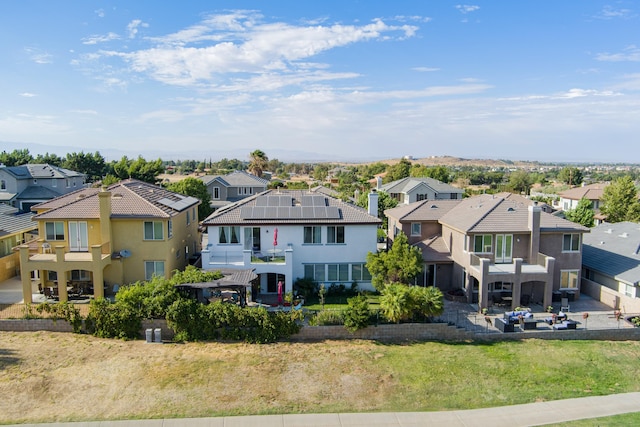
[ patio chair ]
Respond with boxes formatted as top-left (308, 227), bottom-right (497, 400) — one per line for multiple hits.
top-left (561, 297), bottom-right (570, 312)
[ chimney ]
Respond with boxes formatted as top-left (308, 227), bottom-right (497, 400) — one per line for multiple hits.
top-left (376, 176), bottom-right (382, 190)
top-left (98, 189), bottom-right (112, 246)
top-left (528, 201), bottom-right (541, 260)
top-left (368, 189), bottom-right (379, 217)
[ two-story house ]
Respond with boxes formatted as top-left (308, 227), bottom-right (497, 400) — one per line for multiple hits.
top-left (558, 183), bottom-right (609, 224)
top-left (201, 189), bottom-right (381, 297)
top-left (386, 193), bottom-right (589, 310)
top-left (200, 170), bottom-right (269, 210)
top-left (379, 177), bottom-right (463, 205)
top-left (0, 204), bottom-right (38, 281)
top-left (0, 164), bottom-right (86, 212)
top-left (18, 179), bottom-right (200, 303)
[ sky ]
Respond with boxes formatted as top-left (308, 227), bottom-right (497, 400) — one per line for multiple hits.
top-left (1, 1), bottom-right (640, 163)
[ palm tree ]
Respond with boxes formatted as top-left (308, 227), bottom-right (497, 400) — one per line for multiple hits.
top-left (248, 150), bottom-right (268, 178)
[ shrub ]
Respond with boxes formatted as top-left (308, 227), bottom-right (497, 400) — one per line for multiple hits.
top-left (308, 309), bottom-right (344, 326)
top-left (86, 298), bottom-right (141, 339)
top-left (380, 283), bottom-right (412, 323)
top-left (343, 295), bottom-right (371, 332)
top-left (294, 277), bottom-right (317, 300)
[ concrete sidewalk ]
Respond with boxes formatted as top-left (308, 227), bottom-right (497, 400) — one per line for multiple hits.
top-left (7, 392), bottom-right (640, 427)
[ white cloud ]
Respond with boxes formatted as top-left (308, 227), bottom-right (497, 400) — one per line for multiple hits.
top-left (596, 45), bottom-right (640, 62)
top-left (594, 5), bottom-right (635, 20)
top-left (455, 5), bottom-right (480, 14)
top-left (19, 92), bottom-right (37, 97)
top-left (412, 67), bottom-right (440, 72)
top-left (127, 19), bottom-right (148, 39)
top-left (82, 32), bottom-right (120, 45)
top-left (95, 9), bottom-right (105, 18)
top-left (99, 12), bottom-right (418, 88)
top-left (25, 47), bottom-right (52, 64)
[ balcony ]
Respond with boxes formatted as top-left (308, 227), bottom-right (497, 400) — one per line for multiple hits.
top-left (19, 240), bottom-right (112, 270)
top-left (469, 252), bottom-right (554, 282)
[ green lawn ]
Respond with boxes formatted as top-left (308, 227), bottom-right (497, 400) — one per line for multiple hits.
top-left (303, 294), bottom-right (380, 311)
top-left (539, 412), bottom-right (640, 426)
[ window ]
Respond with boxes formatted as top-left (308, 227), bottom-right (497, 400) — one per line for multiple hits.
top-left (33, 179), bottom-right (37, 184)
top-left (328, 264), bottom-right (349, 282)
top-left (1, 179), bottom-right (7, 190)
top-left (239, 187), bottom-right (253, 195)
top-left (417, 194), bottom-right (426, 201)
top-left (351, 263), bottom-right (372, 281)
top-left (45, 221), bottom-right (65, 241)
top-left (186, 210), bottom-right (190, 225)
top-left (145, 261), bottom-right (165, 280)
top-left (192, 207), bottom-right (196, 221)
top-left (304, 264), bottom-right (325, 282)
top-left (70, 270), bottom-right (90, 281)
top-left (219, 226), bottom-right (240, 244)
top-left (48, 271), bottom-right (58, 281)
top-left (450, 193), bottom-right (458, 200)
top-left (623, 284), bottom-right (635, 298)
top-left (144, 221), bottom-right (164, 240)
top-left (411, 223), bottom-right (421, 236)
top-left (473, 234), bottom-right (492, 253)
top-left (303, 226), bottom-right (321, 244)
top-left (51, 179), bottom-right (57, 188)
top-left (167, 220), bottom-right (173, 239)
top-left (327, 226), bottom-right (345, 244)
top-left (560, 270), bottom-right (579, 289)
top-left (213, 187), bottom-right (220, 199)
top-left (66, 178), bottom-right (71, 188)
top-left (563, 234), bottom-right (580, 252)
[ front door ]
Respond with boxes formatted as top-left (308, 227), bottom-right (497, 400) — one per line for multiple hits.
top-left (68, 221), bottom-right (89, 252)
top-left (495, 234), bottom-right (513, 263)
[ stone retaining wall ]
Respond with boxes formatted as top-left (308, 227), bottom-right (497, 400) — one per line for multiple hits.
top-left (1, 318), bottom-right (639, 343)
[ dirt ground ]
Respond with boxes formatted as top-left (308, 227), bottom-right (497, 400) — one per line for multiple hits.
top-left (0, 332), bottom-right (395, 424)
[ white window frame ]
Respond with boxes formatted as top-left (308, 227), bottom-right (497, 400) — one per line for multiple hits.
top-left (411, 222), bottom-right (421, 236)
top-left (145, 261), bottom-right (165, 280)
top-left (327, 226), bottom-right (345, 244)
top-left (45, 221), bottom-right (65, 241)
top-left (303, 226), bottom-right (321, 244)
top-left (304, 264), bottom-right (325, 282)
top-left (218, 226), bottom-right (240, 244)
top-left (327, 263), bottom-right (349, 282)
top-left (473, 234), bottom-right (492, 253)
top-left (351, 263), bottom-right (372, 282)
top-left (213, 187), bottom-right (220, 199)
top-left (562, 233), bottom-right (581, 252)
top-left (168, 219), bottom-right (173, 239)
top-left (143, 221), bottom-right (164, 241)
top-left (560, 270), bottom-right (579, 289)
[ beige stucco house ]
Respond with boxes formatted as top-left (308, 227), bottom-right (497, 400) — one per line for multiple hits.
top-left (18, 179), bottom-right (200, 303)
top-left (386, 193), bottom-right (589, 310)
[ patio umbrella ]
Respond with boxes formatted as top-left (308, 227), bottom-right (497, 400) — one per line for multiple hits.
top-left (277, 280), bottom-right (283, 305)
top-left (273, 227), bottom-right (278, 247)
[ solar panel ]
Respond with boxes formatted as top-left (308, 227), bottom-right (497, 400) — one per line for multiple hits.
top-left (256, 197), bottom-right (269, 207)
top-left (301, 195), bottom-right (326, 207)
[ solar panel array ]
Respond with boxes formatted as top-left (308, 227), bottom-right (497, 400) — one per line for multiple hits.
top-left (157, 196), bottom-right (199, 212)
top-left (240, 194), bottom-right (340, 220)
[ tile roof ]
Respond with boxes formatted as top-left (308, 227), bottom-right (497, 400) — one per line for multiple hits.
top-left (414, 235), bottom-right (452, 263)
top-left (0, 211), bottom-right (36, 236)
top-left (385, 199), bottom-right (462, 222)
top-left (439, 193), bottom-right (589, 234)
top-left (202, 189), bottom-right (381, 226)
top-left (558, 183), bottom-right (609, 201)
top-left (379, 177), bottom-right (463, 196)
top-left (200, 171), bottom-right (269, 187)
top-left (34, 179), bottom-right (199, 220)
top-left (582, 222), bottom-right (640, 285)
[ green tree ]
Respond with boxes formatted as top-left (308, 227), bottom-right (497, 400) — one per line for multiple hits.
top-left (313, 164), bottom-right (329, 182)
top-left (167, 177), bottom-right (213, 221)
top-left (356, 190), bottom-right (398, 230)
top-left (248, 149), bottom-right (268, 178)
top-left (409, 286), bottom-right (444, 319)
top-left (410, 165), bottom-right (451, 183)
top-left (507, 170), bottom-right (532, 195)
top-left (379, 283), bottom-right (412, 323)
top-left (63, 151), bottom-right (107, 182)
top-left (564, 197), bottom-right (594, 228)
top-left (129, 156), bottom-right (164, 184)
top-left (384, 159), bottom-right (411, 183)
top-left (34, 152), bottom-right (64, 166)
top-left (600, 176), bottom-right (640, 223)
top-left (558, 167), bottom-right (584, 186)
top-left (0, 149), bottom-right (33, 166)
top-left (366, 232), bottom-right (423, 292)
top-left (343, 295), bottom-right (371, 332)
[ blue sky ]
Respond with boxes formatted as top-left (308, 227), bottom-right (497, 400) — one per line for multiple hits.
top-left (1, 1), bottom-right (639, 163)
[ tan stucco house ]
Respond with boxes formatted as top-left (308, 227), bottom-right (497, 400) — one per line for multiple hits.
top-left (18, 179), bottom-right (200, 303)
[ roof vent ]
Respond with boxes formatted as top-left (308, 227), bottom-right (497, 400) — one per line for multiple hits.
top-left (113, 193), bottom-right (123, 199)
top-left (430, 204), bottom-right (438, 208)
top-left (605, 228), bottom-right (613, 234)
top-left (619, 232), bottom-right (629, 238)
top-left (77, 194), bottom-right (86, 199)
top-left (507, 207), bottom-right (515, 212)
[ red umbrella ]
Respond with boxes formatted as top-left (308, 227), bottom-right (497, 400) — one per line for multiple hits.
top-left (273, 227), bottom-right (278, 247)
top-left (277, 280), bottom-right (283, 305)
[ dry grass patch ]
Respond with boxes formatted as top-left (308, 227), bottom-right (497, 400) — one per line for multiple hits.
top-left (2, 333), bottom-right (640, 424)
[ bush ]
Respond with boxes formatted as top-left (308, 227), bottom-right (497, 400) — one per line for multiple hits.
top-left (294, 277), bottom-right (317, 300)
top-left (86, 298), bottom-right (141, 339)
top-left (343, 295), bottom-right (371, 332)
top-left (308, 309), bottom-right (344, 326)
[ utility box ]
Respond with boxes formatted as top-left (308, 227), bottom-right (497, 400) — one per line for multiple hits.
top-left (145, 328), bottom-right (153, 343)
top-left (154, 328), bottom-right (162, 343)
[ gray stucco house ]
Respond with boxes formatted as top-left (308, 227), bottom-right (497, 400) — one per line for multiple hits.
top-left (379, 177), bottom-right (463, 205)
top-left (200, 170), bottom-right (270, 210)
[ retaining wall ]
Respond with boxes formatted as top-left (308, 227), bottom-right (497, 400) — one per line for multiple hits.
top-left (1, 318), bottom-right (639, 343)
